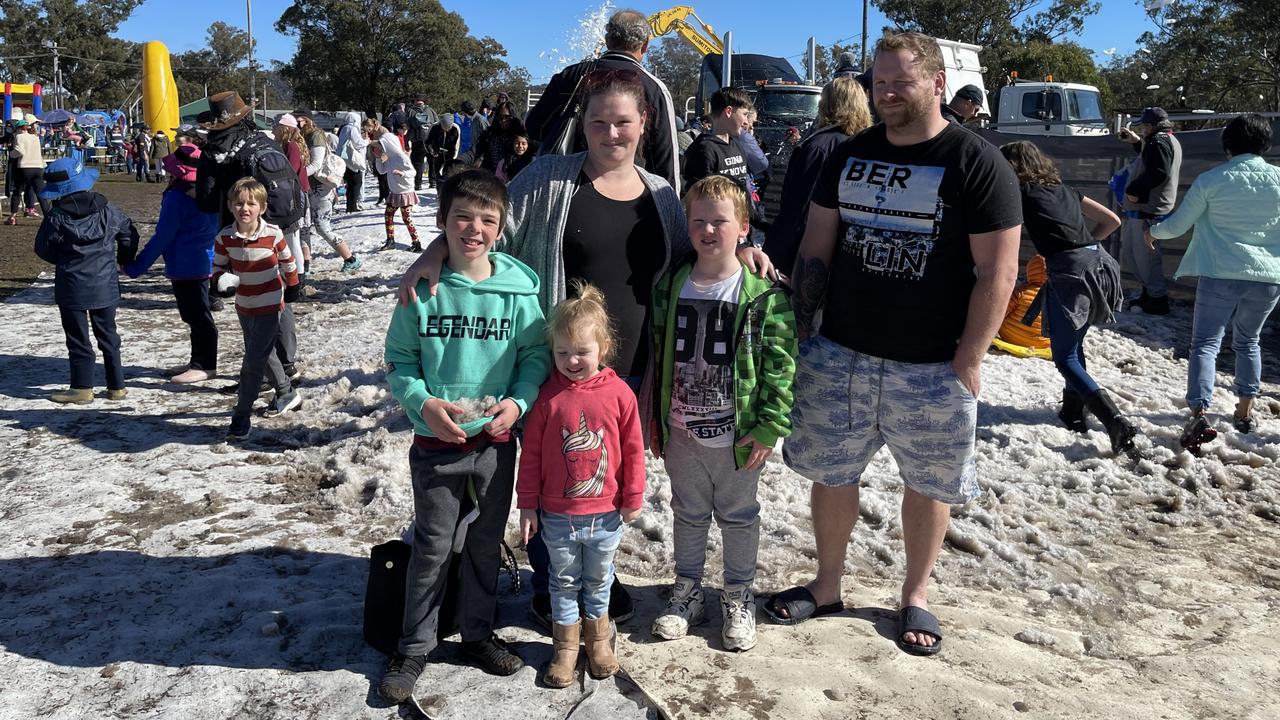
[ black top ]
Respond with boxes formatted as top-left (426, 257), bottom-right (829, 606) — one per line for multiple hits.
top-left (1020, 183), bottom-right (1095, 257)
top-left (811, 123), bottom-right (1022, 363)
top-left (763, 124), bottom-right (853, 273)
top-left (682, 132), bottom-right (750, 191)
top-left (562, 173), bottom-right (665, 378)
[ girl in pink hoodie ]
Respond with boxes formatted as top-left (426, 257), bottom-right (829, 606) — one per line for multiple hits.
top-left (517, 281), bottom-right (644, 688)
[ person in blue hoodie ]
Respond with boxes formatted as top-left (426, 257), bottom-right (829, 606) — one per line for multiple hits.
top-left (34, 156), bottom-right (140, 404)
top-left (380, 169), bottom-right (549, 703)
top-left (125, 144), bottom-right (222, 384)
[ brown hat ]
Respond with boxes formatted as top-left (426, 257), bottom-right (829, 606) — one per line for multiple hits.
top-left (201, 91), bottom-right (255, 131)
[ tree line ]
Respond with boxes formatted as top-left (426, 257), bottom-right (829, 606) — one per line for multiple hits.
top-left (1, 0), bottom-right (1274, 119)
top-left (0, 0), bottom-right (532, 116)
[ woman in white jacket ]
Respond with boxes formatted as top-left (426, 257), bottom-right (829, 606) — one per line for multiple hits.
top-left (365, 118), bottom-right (420, 252)
top-left (336, 111), bottom-right (369, 213)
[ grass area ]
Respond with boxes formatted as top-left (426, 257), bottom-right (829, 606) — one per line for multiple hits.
top-left (0, 171), bottom-right (164, 301)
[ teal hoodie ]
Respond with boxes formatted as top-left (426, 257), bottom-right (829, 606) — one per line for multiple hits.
top-left (384, 251), bottom-right (550, 438)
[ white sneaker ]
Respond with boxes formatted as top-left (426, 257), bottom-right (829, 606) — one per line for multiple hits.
top-left (651, 577), bottom-right (705, 640)
top-left (720, 585), bottom-right (757, 652)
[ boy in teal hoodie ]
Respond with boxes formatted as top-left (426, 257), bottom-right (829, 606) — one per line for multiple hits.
top-left (380, 170), bottom-right (549, 703)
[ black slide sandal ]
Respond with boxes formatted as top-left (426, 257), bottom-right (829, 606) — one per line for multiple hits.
top-left (896, 605), bottom-right (943, 656)
top-left (763, 586), bottom-right (845, 626)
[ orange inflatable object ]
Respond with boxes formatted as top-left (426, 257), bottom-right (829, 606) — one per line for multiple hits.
top-left (996, 255), bottom-right (1052, 355)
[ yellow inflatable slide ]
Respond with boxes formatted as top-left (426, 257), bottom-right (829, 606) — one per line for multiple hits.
top-left (142, 41), bottom-right (179, 141)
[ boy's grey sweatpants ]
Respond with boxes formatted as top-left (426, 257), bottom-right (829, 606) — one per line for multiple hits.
top-left (234, 312), bottom-right (289, 418)
top-left (400, 439), bottom-right (517, 656)
top-left (663, 430), bottom-right (761, 588)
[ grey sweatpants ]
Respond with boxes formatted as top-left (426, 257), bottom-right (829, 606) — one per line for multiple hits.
top-left (234, 312), bottom-right (289, 418)
top-left (303, 188), bottom-right (345, 251)
top-left (1120, 217), bottom-right (1168, 298)
top-left (400, 439), bottom-right (517, 656)
top-left (663, 430), bottom-right (762, 588)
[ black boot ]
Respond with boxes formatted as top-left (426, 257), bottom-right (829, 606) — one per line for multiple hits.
top-left (1085, 389), bottom-right (1137, 453)
top-left (1058, 389), bottom-right (1087, 433)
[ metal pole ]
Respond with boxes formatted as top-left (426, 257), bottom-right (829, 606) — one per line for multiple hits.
top-left (246, 0), bottom-right (256, 115)
top-left (52, 43), bottom-right (61, 110)
top-left (860, 0), bottom-right (868, 70)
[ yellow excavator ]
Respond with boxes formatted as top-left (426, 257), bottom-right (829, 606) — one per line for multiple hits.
top-left (648, 6), bottom-right (723, 56)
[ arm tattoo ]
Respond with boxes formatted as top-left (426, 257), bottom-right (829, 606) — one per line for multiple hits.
top-left (791, 256), bottom-right (829, 337)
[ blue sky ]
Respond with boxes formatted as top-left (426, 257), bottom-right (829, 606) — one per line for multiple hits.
top-left (116, 0), bottom-right (1159, 84)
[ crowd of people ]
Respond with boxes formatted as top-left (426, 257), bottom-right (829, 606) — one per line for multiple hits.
top-left (13, 5), bottom-right (1280, 707)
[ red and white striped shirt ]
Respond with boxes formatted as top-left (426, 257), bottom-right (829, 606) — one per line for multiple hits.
top-left (211, 221), bottom-right (298, 315)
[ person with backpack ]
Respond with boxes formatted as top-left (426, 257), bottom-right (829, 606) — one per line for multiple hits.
top-left (295, 111), bottom-right (361, 273)
top-left (197, 92), bottom-right (307, 394)
top-left (407, 100), bottom-right (434, 192)
top-left (195, 91), bottom-right (305, 232)
top-left (425, 114), bottom-right (460, 189)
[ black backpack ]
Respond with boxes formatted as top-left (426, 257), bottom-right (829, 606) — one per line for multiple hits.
top-left (236, 134), bottom-right (304, 228)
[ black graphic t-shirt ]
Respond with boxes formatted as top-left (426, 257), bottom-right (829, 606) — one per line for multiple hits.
top-left (811, 123), bottom-right (1022, 363)
top-left (683, 133), bottom-right (750, 192)
top-left (668, 270), bottom-right (743, 447)
top-left (563, 173), bottom-right (665, 379)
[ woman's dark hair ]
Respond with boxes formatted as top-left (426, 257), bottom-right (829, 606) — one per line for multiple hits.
top-left (1222, 114), bottom-right (1272, 157)
top-left (493, 101), bottom-right (524, 134)
top-left (999, 140), bottom-right (1062, 186)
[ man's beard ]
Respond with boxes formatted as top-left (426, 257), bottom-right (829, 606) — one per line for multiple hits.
top-left (878, 93), bottom-right (936, 131)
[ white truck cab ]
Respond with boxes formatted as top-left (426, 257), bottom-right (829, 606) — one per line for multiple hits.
top-left (992, 80), bottom-right (1109, 136)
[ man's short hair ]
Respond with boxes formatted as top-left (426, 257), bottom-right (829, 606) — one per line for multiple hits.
top-left (684, 175), bottom-right (750, 226)
top-left (1222, 113), bottom-right (1273, 157)
top-left (875, 32), bottom-right (944, 78)
top-left (709, 87), bottom-right (752, 115)
top-left (605, 9), bottom-right (650, 53)
top-left (438, 169), bottom-right (508, 227)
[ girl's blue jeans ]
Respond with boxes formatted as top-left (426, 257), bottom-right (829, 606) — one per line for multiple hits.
top-left (542, 510), bottom-right (623, 625)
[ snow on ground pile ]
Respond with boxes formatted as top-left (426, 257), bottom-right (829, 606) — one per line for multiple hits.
top-left (1, 180), bottom-right (1279, 718)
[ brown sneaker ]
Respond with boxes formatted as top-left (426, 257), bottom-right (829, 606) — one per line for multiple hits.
top-left (50, 388), bottom-right (94, 404)
top-left (106, 388), bottom-right (128, 401)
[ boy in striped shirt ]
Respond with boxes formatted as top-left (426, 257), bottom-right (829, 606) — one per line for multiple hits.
top-left (212, 177), bottom-right (302, 441)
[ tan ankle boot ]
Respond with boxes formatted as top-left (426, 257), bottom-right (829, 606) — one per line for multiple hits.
top-left (544, 622), bottom-right (580, 688)
top-left (582, 615), bottom-right (619, 679)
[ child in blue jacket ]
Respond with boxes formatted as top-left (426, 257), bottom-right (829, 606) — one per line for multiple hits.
top-left (124, 142), bottom-right (222, 384)
top-left (125, 144), bottom-right (222, 383)
top-left (34, 157), bottom-right (139, 403)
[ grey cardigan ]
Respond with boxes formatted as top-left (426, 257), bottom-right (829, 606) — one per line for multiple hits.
top-left (501, 151), bottom-right (690, 436)
top-left (502, 151), bottom-right (689, 312)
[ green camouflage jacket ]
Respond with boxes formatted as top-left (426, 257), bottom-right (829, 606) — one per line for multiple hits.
top-left (652, 253), bottom-right (798, 469)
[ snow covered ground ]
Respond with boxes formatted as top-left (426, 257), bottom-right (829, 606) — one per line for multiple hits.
top-left (2, 180), bottom-right (1279, 720)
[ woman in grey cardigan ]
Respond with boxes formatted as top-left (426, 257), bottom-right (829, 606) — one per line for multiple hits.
top-left (396, 67), bottom-right (774, 630)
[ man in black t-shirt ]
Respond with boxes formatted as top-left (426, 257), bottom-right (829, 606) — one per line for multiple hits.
top-left (769, 33), bottom-right (1022, 656)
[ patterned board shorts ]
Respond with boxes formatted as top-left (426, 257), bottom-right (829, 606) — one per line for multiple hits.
top-left (783, 335), bottom-right (979, 505)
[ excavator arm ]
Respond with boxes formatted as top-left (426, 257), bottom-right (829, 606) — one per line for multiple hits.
top-left (648, 6), bottom-right (724, 56)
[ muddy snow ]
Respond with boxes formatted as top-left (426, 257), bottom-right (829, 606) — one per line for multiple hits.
top-left (2, 181), bottom-right (1279, 720)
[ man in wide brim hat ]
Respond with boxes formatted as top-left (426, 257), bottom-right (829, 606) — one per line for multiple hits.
top-left (200, 91), bottom-right (256, 131)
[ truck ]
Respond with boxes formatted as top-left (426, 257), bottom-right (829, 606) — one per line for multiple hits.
top-left (934, 38), bottom-right (1108, 136)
